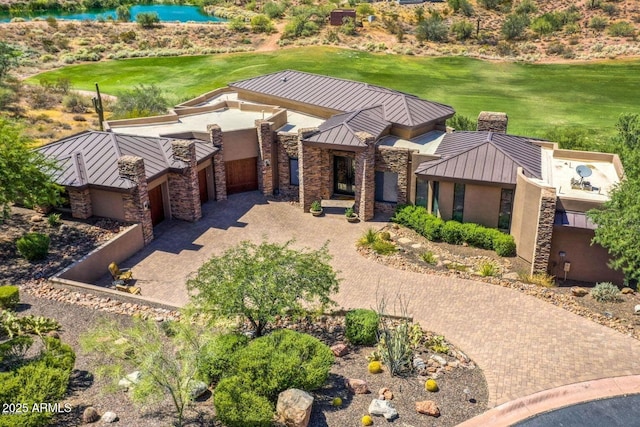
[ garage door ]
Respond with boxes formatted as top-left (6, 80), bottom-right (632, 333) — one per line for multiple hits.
top-left (225, 157), bottom-right (258, 195)
top-left (148, 185), bottom-right (165, 226)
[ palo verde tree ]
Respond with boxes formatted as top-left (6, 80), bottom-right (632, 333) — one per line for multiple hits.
top-left (0, 118), bottom-right (62, 219)
top-left (187, 240), bottom-right (340, 337)
top-left (81, 319), bottom-right (214, 427)
top-left (112, 84), bottom-right (169, 119)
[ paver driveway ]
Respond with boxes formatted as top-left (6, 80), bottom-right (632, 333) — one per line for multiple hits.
top-left (117, 192), bottom-right (640, 408)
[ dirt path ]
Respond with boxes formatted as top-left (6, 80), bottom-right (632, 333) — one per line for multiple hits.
top-left (255, 22), bottom-right (286, 52)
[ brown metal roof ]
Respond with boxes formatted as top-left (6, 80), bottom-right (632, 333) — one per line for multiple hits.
top-left (303, 106), bottom-right (390, 148)
top-left (230, 70), bottom-right (455, 127)
top-left (415, 131), bottom-right (542, 185)
top-left (37, 131), bottom-right (216, 189)
top-left (554, 211), bottom-right (597, 230)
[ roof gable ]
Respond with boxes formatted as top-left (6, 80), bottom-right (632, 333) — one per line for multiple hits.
top-left (303, 106), bottom-right (390, 148)
top-left (230, 70), bottom-right (455, 127)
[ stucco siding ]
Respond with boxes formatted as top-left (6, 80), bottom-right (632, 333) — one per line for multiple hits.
top-left (463, 184), bottom-right (502, 228)
top-left (90, 189), bottom-right (126, 221)
top-left (223, 128), bottom-right (259, 162)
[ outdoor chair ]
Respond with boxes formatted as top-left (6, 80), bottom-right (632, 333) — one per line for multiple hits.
top-left (108, 262), bottom-right (133, 283)
top-left (115, 283), bottom-right (141, 295)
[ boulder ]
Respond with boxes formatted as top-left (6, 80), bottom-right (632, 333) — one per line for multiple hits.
top-left (416, 400), bottom-right (440, 417)
top-left (189, 380), bottom-right (208, 399)
top-left (345, 378), bottom-right (370, 394)
top-left (571, 287), bottom-right (589, 297)
top-left (621, 287), bottom-right (635, 295)
top-left (368, 399), bottom-right (398, 421)
top-left (276, 388), bottom-right (313, 427)
top-left (635, 304), bottom-right (640, 314)
top-left (378, 387), bottom-right (394, 400)
top-left (31, 215), bottom-right (44, 223)
top-left (101, 412), bottom-right (118, 423)
top-left (430, 354), bottom-right (447, 366)
top-left (118, 371), bottom-right (141, 388)
top-left (82, 407), bottom-right (100, 423)
top-left (330, 343), bottom-right (349, 357)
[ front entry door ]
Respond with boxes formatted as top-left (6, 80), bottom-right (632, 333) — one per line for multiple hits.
top-left (334, 156), bottom-right (355, 195)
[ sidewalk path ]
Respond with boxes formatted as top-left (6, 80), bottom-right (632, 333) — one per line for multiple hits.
top-left (112, 192), bottom-right (640, 408)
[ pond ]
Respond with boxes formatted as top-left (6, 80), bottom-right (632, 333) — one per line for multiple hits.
top-left (0, 5), bottom-right (225, 23)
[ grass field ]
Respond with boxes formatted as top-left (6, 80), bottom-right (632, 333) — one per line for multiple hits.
top-left (29, 47), bottom-right (640, 143)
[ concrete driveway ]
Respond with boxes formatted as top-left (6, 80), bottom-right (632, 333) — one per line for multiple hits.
top-left (115, 192), bottom-right (640, 408)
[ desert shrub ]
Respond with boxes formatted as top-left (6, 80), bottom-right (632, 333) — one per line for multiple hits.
top-left (213, 376), bottom-right (274, 427)
top-left (589, 16), bottom-right (608, 31)
top-left (461, 223), bottom-right (493, 249)
top-left (358, 228), bottom-right (379, 247)
top-left (119, 30), bottom-right (137, 43)
top-left (371, 239), bottom-right (397, 255)
top-left (426, 334), bottom-right (449, 353)
top-left (546, 41), bottom-right (568, 55)
top-left (477, 0), bottom-right (502, 10)
top-left (379, 231), bottom-right (391, 241)
top-left (416, 14), bottom-right (448, 43)
top-left (112, 84), bottom-right (169, 119)
top-left (601, 3), bottom-right (618, 16)
top-left (136, 12), bottom-right (160, 28)
top-left (531, 16), bottom-right (554, 37)
top-left (441, 221), bottom-right (464, 245)
top-left (590, 282), bottom-right (621, 302)
top-left (263, 1), bottom-right (286, 19)
top-left (62, 93), bottom-right (90, 114)
top-left (377, 320), bottom-right (412, 376)
top-left (493, 233), bottom-right (516, 257)
top-left (501, 13), bottom-right (529, 40)
top-left (227, 329), bottom-right (333, 401)
top-left (250, 14), bottom-right (273, 33)
top-left (518, 272), bottom-right (555, 287)
top-left (451, 20), bottom-right (474, 40)
top-left (0, 286), bottom-right (19, 310)
top-left (608, 21), bottom-right (635, 37)
top-left (421, 251), bottom-right (437, 265)
top-left (16, 233), bottom-right (50, 261)
top-left (447, 114), bottom-right (475, 131)
top-left (515, 0), bottom-right (537, 15)
top-left (479, 261), bottom-right (498, 277)
top-left (345, 309), bottom-right (379, 345)
top-left (47, 213), bottom-right (61, 227)
top-left (448, 0), bottom-right (473, 16)
top-left (198, 333), bottom-right (248, 384)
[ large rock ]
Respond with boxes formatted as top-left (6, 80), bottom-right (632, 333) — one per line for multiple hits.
top-left (101, 411), bottom-right (118, 423)
top-left (189, 380), bottom-right (208, 399)
top-left (635, 304), bottom-right (640, 314)
top-left (416, 400), bottom-right (440, 417)
top-left (571, 287), bottom-right (589, 297)
top-left (118, 371), bottom-right (141, 389)
top-left (82, 407), bottom-right (100, 423)
top-left (345, 378), bottom-right (370, 394)
top-left (621, 287), bottom-right (635, 295)
top-left (368, 399), bottom-right (398, 421)
top-left (331, 343), bottom-right (349, 357)
top-left (276, 388), bottom-right (313, 427)
top-left (430, 354), bottom-right (447, 366)
top-left (378, 387), bottom-right (393, 400)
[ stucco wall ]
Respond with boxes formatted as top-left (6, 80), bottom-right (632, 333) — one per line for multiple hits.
top-left (90, 189), bottom-right (125, 221)
top-left (57, 224), bottom-right (144, 284)
top-left (549, 227), bottom-right (624, 284)
top-left (463, 184), bottom-right (502, 228)
top-left (511, 171), bottom-right (549, 264)
top-left (236, 89), bottom-right (338, 119)
top-left (437, 181), bottom-right (454, 220)
top-left (222, 128), bottom-right (259, 161)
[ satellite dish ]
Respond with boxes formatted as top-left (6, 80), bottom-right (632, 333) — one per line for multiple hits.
top-left (576, 165), bottom-right (592, 179)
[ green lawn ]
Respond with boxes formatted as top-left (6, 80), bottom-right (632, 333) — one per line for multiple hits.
top-left (30, 47), bottom-right (640, 143)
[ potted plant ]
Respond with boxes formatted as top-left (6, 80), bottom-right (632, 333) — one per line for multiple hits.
top-left (310, 200), bottom-right (323, 216)
top-left (345, 207), bottom-right (358, 223)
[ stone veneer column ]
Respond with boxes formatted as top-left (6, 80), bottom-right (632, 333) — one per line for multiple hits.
top-left (354, 132), bottom-right (376, 221)
top-left (68, 188), bottom-right (92, 219)
top-left (298, 128), bottom-right (321, 212)
top-left (256, 120), bottom-right (274, 196)
top-left (168, 140), bottom-right (201, 222)
top-left (118, 155), bottom-right (153, 245)
top-left (477, 111), bottom-right (508, 134)
top-left (208, 124), bottom-right (227, 201)
top-left (531, 188), bottom-right (557, 274)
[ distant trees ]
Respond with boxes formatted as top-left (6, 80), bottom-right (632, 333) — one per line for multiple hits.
top-left (136, 12), bottom-right (160, 28)
top-left (116, 5), bottom-right (131, 22)
top-left (501, 13), bottom-right (530, 40)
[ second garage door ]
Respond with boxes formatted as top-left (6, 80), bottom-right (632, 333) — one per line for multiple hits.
top-left (225, 157), bottom-right (258, 195)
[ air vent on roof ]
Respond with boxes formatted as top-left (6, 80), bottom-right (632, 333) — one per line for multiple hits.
top-left (281, 77), bottom-right (287, 82)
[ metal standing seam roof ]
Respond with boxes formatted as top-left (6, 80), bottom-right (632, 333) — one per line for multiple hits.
top-left (415, 131), bottom-right (542, 185)
top-left (554, 211), bottom-right (597, 230)
top-left (303, 106), bottom-right (391, 148)
top-left (230, 70), bottom-right (455, 127)
top-left (36, 131), bottom-right (217, 189)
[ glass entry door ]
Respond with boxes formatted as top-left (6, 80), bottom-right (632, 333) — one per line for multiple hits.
top-left (334, 156), bottom-right (355, 195)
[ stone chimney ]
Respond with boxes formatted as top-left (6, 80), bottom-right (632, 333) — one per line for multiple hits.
top-left (256, 120), bottom-right (274, 196)
top-left (118, 155), bottom-right (153, 245)
top-left (207, 124), bottom-right (227, 201)
top-left (168, 140), bottom-right (201, 222)
top-left (477, 111), bottom-right (508, 134)
top-left (354, 131), bottom-right (376, 222)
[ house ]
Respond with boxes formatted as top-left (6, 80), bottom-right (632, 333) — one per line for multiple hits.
top-left (329, 9), bottom-right (356, 26)
top-left (37, 70), bottom-right (624, 283)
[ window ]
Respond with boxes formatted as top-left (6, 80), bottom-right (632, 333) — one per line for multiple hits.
top-left (289, 158), bottom-right (299, 186)
top-left (432, 182), bottom-right (440, 216)
top-left (415, 178), bottom-right (428, 208)
top-left (375, 171), bottom-right (398, 203)
top-left (498, 188), bottom-right (514, 231)
top-left (452, 183), bottom-right (465, 222)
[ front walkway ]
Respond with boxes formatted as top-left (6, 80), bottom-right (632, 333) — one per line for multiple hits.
top-left (114, 192), bottom-right (640, 408)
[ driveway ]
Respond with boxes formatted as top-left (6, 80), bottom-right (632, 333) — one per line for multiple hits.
top-left (114, 192), bottom-right (640, 408)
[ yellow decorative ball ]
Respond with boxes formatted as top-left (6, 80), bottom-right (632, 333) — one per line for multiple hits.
top-left (362, 415), bottom-right (373, 426)
top-left (368, 361), bottom-right (382, 374)
top-left (425, 379), bottom-right (439, 392)
top-left (332, 397), bottom-right (342, 407)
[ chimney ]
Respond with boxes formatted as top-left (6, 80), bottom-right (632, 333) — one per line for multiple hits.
top-left (477, 111), bottom-right (508, 134)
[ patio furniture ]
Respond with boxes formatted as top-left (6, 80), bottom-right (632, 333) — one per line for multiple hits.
top-left (115, 283), bottom-right (141, 295)
top-left (108, 262), bottom-right (133, 283)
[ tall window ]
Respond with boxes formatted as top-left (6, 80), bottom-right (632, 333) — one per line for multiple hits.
top-left (452, 183), bottom-right (465, 222)
top-left (290, 158), bottom-right (299, 186)
top-left (415, 178), bottom-right (428, 208)
top-left (432, 182), bottom-right (440, 216)
top-left (498, 188), bottom-right (514, 231)
top-left (375, 172), bottom-right (398, 203)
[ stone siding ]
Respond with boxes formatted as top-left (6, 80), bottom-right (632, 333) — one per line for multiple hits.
top-left (374, 202), bottom-right (397, 215)
top-left (256, 121), bottom-right (274, 196)
top-left (69, 188), bottom-right (93, 219)
top-left (354, 133), bottom-right (376, 221)
top-left (118, 156), bottom-right (154, 245)
top-left (375, 146), bottom-right (411, 206)
top-left (168, 140), bottom-right (202, 222)
top-left (477, 111), bottom-right (508, 134)
top-left (277, 133), bottom-right (300, 200)
top-left (531, 188), bottom-right (557, 274)
top-left (208, 124), bottom-right (227, 201)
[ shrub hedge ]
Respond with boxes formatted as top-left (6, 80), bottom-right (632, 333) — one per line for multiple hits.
top-left (198, 333), bottom-right (249, 385)
top-left (392, 205), bottom-right (516, 257)
top-left (345, 309), bottom-right (379, 345)
top-left (16, 233), bottom-right (50, 261)
top-left (0, 286), bottom-right (20, 309)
